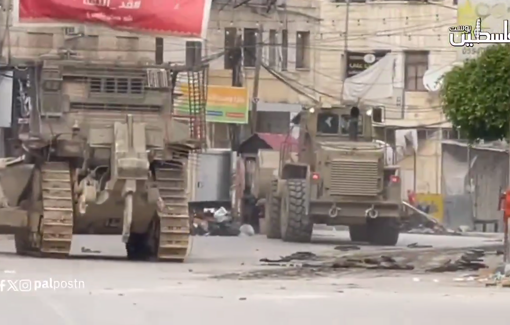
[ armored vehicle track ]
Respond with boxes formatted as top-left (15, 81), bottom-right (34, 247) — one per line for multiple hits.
top-left (15, 162), bottom-right (74, 258)
top-left (154, 162), bottom-right (191, 262)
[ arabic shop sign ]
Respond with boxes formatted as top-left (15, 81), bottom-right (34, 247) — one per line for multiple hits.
top-left (345, 51), bottom-right (390, 78)
top-left (12, 0), bottom-right (212, 38)
top-left (454, 0), bottom-right (510, 60)
top-left (176, 86), bottom-right (249, 124)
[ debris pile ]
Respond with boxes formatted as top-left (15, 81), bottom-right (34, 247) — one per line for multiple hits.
top-left (426, 249), bottom-right (488, 272)
top-left (329, 256), bottom-right (414, 271)
top-left (479, 263), bottom-right (510, 287)
top-left (260, 252), bottom-right (319, 266)
top-left (192, 207), bottom-right (243, 236)
top-left (407, 242), bottom-right (433, 249)
top-left (259, 252), bottom-right (414, 270)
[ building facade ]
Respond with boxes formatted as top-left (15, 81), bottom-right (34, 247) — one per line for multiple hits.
top-left (164, 0), bottom-right (319, 104)
top-left (163, 0), bottom-right (320, 145)
top-left (317, 0), bottom-right (456, 125)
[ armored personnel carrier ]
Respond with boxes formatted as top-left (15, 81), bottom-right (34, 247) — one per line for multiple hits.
top-left (0, 60), bottom-right (208, 262)
top-left (266, 106), bottom-right (402, 245)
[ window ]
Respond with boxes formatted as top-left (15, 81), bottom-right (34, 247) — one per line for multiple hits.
top-left (340, 115), bottom-right (363, 135)
top-left (75, 36), bottom-right (99, 51)
top-left (404, 51), bottom-right (429, 91)
top-left (282, 29), bottom-right (288, 71)
top-left (88, 78), bottom-right (144, 95)
top-left (442, 128), bottom-right (460, 140)
top-left (27, 32), bottom-right (53, 48)
top-left (185, 41), bottom-right (202, 66)
top-left (257, 112), bottom-right (290, 133)
top-left (224, 27), bottom-right (237, 69)
top-left (243, 28), bottom-right (257, 67)
top-left (116, 36), bottom-right (139, 51)
top-left (296, 31), bottom-right (310, 69)
top-left (43, 80), bottom-right (60, 92)
top-left (269, 29), bottom-right (277, 68)
top-left (155, 37), bottom-right (164, 64)
top-left (317, 113), bottom-right (339, 134)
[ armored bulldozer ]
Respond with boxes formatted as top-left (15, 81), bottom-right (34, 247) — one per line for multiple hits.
top-left (266, 106), bottom-right (402, 245)
top-left (0, 60), bottom-right (208, 262)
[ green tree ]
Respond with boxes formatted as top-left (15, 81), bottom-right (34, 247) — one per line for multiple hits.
top-left (441, 44), bottom-right (510, 142)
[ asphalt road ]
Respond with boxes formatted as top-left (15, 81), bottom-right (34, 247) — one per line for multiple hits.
top-left (0, 230), bottom-right (507, 325)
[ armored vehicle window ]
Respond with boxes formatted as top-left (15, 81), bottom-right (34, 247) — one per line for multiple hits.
top-left (340, 114), bottom-right (363, 135)
top-left (131, 79), bottom-right (143, 94)
top-left (88, 78), bottom-right (144, 95)
top-left (105, 78), bottom-right (116, 93)
top-left (117, 79), bottom-right (129, 93)
top-left (317, 113), bottom-right (339, 134)
top-left (90, 78), bottom-right (102, 93)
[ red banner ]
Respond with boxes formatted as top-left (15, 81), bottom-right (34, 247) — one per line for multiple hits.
top-left (14, 0), bottom-right (211, 38)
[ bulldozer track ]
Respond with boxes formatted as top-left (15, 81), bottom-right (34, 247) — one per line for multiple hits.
top-left (17, 162), bottom-right (75, 258)
top-left (38, 162), bottom-right (75, 257)
top-left (154, 162), bottom-right (190, 262)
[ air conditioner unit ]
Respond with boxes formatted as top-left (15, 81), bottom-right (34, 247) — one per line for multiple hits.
top-left (63, 26), bottom-right (85, 37)
top-left (371, 106), bottom-right (385, 123)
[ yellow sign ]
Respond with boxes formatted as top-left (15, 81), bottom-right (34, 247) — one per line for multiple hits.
top-left (176, 85), bottom-right (249, 124)
top-left (416, 193), bottom-right (444, 223)
top-left (456, 0), bottom-right (510, 60)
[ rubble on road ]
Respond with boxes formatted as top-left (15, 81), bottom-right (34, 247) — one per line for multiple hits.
top-left (259, 251), bottom-right (414, 270)
top-left (334, 245), bottom-right (361, 251)
top-left (426, 249), bottom-right (488, 272)
top-left (260, 252), bottom-right (318, 263)
top-left (477, 265), bottom-right (510, 288)
top-left (215, 244), bottom-right (505, 280)
top-left (407, 243), bottom-right (433, 249)
top-left (259, 252), bottom-right (320, 267)
top-left (328, 256), bottom-right (414, 271)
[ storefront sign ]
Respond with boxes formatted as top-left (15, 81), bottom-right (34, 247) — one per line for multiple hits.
top-left (346, 51), bottom-right (390, 77)
top-left (176, 85), bottom-right (249, 124)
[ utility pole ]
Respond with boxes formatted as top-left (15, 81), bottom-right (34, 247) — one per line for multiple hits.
top-left (250, 24), bottom-right (263, 134)
top-left (229, 33), bottom-right (243, 151)
top-left (340, 0), bottom-right (350, 103)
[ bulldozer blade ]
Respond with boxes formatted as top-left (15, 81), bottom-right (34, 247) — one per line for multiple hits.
top-left (0, 163), bottom-right (34, 234)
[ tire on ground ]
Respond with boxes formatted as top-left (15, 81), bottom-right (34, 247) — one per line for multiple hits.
top-left (266, 179), bottom-right (282, 239)
top-left (281, 179), bottom-right (313, 243)
top-left (348, 225), bottom-right (368, 242)
top-left (367, 217), bottom-right (400, 246)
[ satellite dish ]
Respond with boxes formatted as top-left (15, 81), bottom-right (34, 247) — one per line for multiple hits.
top-left (422, 63), bottom-right (461, 92)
